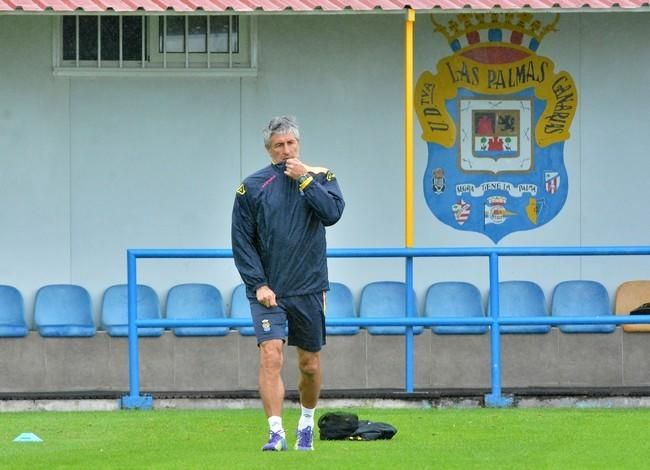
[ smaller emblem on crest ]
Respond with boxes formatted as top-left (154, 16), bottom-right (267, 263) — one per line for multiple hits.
top-left (544, 171), bottom-right (560, 194)
top-left (525, 198), bottom-right (538, 224)
top-left (433, 168), bottom-right (446, 194)
top-left (452, 199), bottom-right (471, 225)
top-left (484, 196), bottom-right (515, 225)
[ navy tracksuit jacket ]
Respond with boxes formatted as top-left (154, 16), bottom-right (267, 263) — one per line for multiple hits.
top-left (231, 162), bottom-right (345, 299)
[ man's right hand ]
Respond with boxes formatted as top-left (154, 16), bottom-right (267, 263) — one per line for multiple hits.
top-left (256, 285), bottom-right (277, 309)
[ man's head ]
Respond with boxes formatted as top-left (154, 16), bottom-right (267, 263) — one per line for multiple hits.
top-left (264, 116), bottom-right (300, 164)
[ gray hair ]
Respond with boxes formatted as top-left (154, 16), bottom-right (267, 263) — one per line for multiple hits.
top-left (263, 116), bottom-right (300, 148)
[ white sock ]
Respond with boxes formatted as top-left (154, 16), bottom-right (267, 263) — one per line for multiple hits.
top-left (268, 416), bottom-right (285, 437)
top-left (298, 406), bottom-right (315, 430)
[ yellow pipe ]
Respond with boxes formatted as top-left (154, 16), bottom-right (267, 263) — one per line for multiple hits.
top-left (404, 8), bottom-right (415, 248)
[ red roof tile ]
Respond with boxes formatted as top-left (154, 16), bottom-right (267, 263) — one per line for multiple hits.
top-left (0, 0), bottom-right (647, 11)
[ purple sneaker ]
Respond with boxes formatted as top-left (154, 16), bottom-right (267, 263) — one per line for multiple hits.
top-left (262, 431), bottom-right (287, 452)
top-left (295, 426), bottom-right (314, 451)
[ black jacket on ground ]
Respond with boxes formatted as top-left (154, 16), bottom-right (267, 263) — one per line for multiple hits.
top-left (231, 162), bottom-right (345, 299)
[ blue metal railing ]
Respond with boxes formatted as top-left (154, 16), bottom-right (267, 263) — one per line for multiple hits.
top-left (121, 246), bottom-right (650, 410)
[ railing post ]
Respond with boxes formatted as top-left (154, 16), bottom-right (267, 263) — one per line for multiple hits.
top-left (403, 7), bottom-right (416, 394)
top-left (120, 250), bottom-right (152, 409)
top-left (484, 252), bottom-right (513, 408)
top-left (405, 255), bottom-right (415, 392)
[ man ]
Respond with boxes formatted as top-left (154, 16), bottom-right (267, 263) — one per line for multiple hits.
top-left (231, 116), bottom-right (345, 452)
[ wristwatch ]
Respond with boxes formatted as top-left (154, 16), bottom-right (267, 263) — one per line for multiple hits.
top-left (298, 172), bottom-right (313, 191)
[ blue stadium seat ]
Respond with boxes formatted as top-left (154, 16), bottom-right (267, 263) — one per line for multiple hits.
top-left (0, 285), bottom-right (28, 337)
top-left (489, 281), bottom-right (550, 334)
top-left (359, 281), bottom-right (423, 335)
top-left (101, 284), bottom-right (163, 337)
top-left (326, 282), bottom-right (359, 335)
top-left (425, 281), bottom-right (488, 335)
top-left (166, 283), bottom-right (229, 336)
top-left (552, 280), bottom-right (616, 333)
top-left (34, 284), bottom-right (96, 337)
top-left (230, 284), bottom-right (255, 336)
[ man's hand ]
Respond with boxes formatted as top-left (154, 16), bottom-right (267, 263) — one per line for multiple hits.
top-left (284, 158), bottom-right (308, 180)
top-left (256, 285), bottom-right (277, 309)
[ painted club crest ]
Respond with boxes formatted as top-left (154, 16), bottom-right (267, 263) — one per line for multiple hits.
top-left (416, 13), bottom-right (578, 243)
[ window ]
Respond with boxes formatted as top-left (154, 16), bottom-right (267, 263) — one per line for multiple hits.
top-left (158, 16), bottom-right (238, 54)
top-left (54, 15), bottom-right (256, 77)
top-left (61, 16), bottom-right (145, 62)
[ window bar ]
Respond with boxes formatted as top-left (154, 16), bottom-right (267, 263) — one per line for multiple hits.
top-left (163, 16), bottom-right (167, 69)
top-left (206, 16), bottom-right (211, 69)
top-left (97, 16), bottom-right (102, 68)
top-left (75, 16), bottom-right (80, 68)
top-left (141, 16), bottom-right (146, 69)
top-left (228, 15), bottom-right (233, 69)
top-left (185, 16), bottom-right (189, 69)
top-left (119, 16), bottom-right (123, 68)
top-left (250, 16), bottom-right (258, 69)
top-left (53, 17), bottom-right (59, 68)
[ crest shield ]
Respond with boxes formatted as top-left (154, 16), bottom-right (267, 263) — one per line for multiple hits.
top-left (416, 13), bottom-right (578, 243)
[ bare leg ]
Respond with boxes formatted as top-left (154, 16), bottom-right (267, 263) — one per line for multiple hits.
top-left (297, 347), bottom-right (321, 409)
top-left (259, 339), bottom-right (285, 417)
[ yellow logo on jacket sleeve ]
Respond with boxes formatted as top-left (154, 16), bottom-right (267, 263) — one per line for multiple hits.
top-left (236, 183), bottom-right (246, 195)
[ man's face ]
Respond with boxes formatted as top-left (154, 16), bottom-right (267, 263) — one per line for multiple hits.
top-left (266, 132), bottom-right (300, 164)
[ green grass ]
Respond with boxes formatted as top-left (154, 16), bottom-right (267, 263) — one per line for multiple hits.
top-left (3, 408), bottom-right (650, 469)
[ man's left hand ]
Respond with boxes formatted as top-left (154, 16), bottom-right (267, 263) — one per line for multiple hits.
top-left (284, 158), bottom-right (307, 180)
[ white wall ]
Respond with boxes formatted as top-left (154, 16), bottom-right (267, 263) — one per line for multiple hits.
top-left (0, 17), bottom-right (71, 320)
top-left (0, 12), bottom-right (649, 324)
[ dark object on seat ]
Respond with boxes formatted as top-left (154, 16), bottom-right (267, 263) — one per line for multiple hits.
top-left (630, 303), bottom-right (650, 315)
top-left (318, 412), bottom-right (359, 440)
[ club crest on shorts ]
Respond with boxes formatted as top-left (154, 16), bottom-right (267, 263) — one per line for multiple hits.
top-left (261, 319), bottom-right (271, 333)
top-left (415, 13), bottom-right (578, 243)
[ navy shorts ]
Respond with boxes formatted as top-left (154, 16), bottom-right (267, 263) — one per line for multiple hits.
top-left (250, 292), bottom-right (326, 352)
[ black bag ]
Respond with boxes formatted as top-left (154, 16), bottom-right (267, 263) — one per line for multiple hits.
top-left (318, 412), bottom-right (398, 441)
top-left (630, 302), bottom-right (650, 315)
top-left (350, 420), bottom-right (398, 441)
top-left (318, 412), bottom-right (359, 440)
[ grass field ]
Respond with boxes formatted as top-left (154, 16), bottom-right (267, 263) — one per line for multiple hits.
top-left (3, 407), bottom-right (650, 469)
